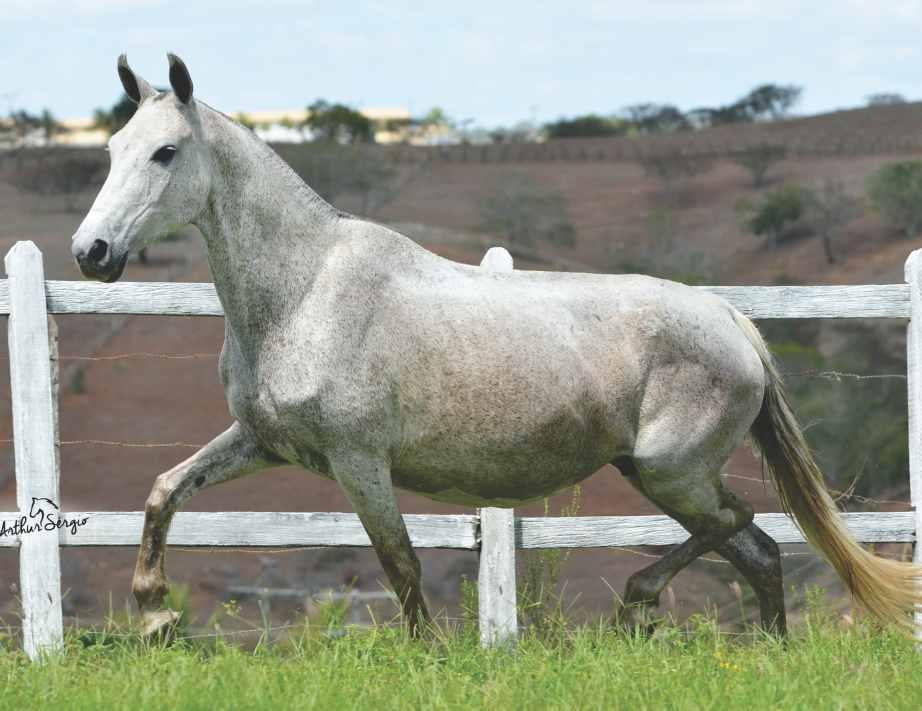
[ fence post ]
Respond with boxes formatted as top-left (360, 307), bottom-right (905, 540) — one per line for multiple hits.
top-left (906, 250), bottom-right (922, 637)
top-left (477, 246), bottom-right (518, 648)
top-left (5, 241), bottom-right (63, 660)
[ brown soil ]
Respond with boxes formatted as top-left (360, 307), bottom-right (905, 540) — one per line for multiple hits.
top-left (2, 114), bottom-right (919, 633)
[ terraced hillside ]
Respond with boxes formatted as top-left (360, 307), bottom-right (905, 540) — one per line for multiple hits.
top-left (1, 102), bottom-right (920, 634)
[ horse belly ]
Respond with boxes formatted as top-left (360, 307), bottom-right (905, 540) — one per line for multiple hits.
top-left (391, 398), bottom-right (629, 506)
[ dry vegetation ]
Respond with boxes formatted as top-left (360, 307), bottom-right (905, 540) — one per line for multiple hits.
top-left (2, 102), bottom-right (922, 636)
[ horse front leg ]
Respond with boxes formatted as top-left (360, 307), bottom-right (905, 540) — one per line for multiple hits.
top-left (329, 451), bottom-right (431, 637)
top-left (133, 422), bottom-right (279, 639)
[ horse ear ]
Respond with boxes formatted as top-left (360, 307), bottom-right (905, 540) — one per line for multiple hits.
top-left (167, 53), bottom-right (193, 104)
top-left (117, 54), bottom-right (157, 104)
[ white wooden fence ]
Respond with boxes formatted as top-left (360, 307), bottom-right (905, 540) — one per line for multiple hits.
top-left (2, 239), bottom-right (922, 660)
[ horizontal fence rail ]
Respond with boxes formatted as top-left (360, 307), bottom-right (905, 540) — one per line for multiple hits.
top-left (2, 239), bottom-right (921, 660)
top-left (0, 512), bottom-right (481, 549)
top-left (0, 280), bottom-right (911, 319)
top-left (0, 511), bottom-right (913, 549)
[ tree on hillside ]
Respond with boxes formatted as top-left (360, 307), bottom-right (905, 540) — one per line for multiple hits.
top-left (621, 103), bottom-right (689, 133)
top-left (479, 173), bottom-right (575, 248)
top-left (688, 83), bottom-right (802, 129)
top-left (867, 161), bottom-right (922, 238)
top-left (6, 108), bottom-right (58, 146)
top-left (420, 107), bottom-right (453, 128)
top-left (866, 93), bottom-right (906, 106)
top-left (803, 180), bottom-right (862, 264)
top-left (640, 149), bottom-right (714, 201)
top-left (277, 142), bottom-right (397, 214)
top-left (732, 143), bottom-right (787, 188)
top-left (737, 84), bottom-right (802, 121)
top-left (737, 184), bottom-right (808, 247)
top-left (305, 100), bottom-right (374, 144)
top-left (93, 94), bottom-right (142, 135)
top-left (545, 114), bottom-right (625, 139)
top-left (689, 103), bottom-right (753, 127)
top-left (235, 113), bottom-right (257, 131)
top-left (626, 206), bottom-right (715, 284)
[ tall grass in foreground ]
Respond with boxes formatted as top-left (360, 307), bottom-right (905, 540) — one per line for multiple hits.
top-left (1, 599), bottom-right (921, 710)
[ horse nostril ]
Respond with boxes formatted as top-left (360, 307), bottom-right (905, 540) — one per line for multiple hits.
top-left (87, 239), bottom-right (109, 264)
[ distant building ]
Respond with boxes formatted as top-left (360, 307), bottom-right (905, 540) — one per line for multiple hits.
top-left (51, 107), bottom-right (417, 146)
top-left (55, 117), bottom-right (108, 147)
top-left (3, 105), bottom-right (474, 148)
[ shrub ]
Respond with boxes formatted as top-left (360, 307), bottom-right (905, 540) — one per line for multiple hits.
top-left (480, 173), bottom-right (576, 248)
top-left (276, 142), bottom-right (398, 214)
top-left (545, 114), bottom-right (625, 139)
top-left (732, 143), bottom-right (787, 188)
top-left (738, 184), bottom-right (808, 247)
top-left (305, 99), bottom-right (373, 144)
top-left (518, 487), bottom-right (581, 638)
top-left (639, 150), bottom-right (714, 199)
top-left (866, 160), bottom-right (922, 238)
top-left (803, 181), bottom-right (862, 264)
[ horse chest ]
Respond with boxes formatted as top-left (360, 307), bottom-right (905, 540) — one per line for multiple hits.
top-left (220, 339), bottom-right (385, 466)
top-left (221, 349), bottom-right (330, 457)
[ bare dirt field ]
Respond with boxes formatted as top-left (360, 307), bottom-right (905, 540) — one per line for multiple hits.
top-left (2, 108), bottom-right (920, 633)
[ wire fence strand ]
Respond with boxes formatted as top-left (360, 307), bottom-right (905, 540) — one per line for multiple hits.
top-left (0, 438), bottom-right (204, 449)
top-left (0, 350), bottom-right (911, 382)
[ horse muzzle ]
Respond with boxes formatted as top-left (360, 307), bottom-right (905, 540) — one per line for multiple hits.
top-left (71, 237), bottom-right (128, 283)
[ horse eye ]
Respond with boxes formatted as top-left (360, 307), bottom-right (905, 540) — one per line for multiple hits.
top-left (151, 145), bottom-right (177, 165)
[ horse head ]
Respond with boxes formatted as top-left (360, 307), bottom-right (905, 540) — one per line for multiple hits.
top-left (71, 54), bottom-right (211, 283)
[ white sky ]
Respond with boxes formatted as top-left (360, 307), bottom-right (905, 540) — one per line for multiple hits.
top-left (4, 1), bottom-right (922, 126)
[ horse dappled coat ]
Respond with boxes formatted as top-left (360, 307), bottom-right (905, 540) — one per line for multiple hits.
top-left (70, 54), bottom-right (922, 638)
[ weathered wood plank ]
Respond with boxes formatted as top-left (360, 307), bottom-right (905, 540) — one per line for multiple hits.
top-left (4, 242), bottom-right (63, 660)
top-left (702, 284), bottom-right (909, 319)
top-left (0, 511), bottom-right (909, 549)
top-left (904, 250), bottom-right (922, 636)
top-left (477, 246), bottom-right (518, 649)
top-left (478, 507), bottom-right (517, 646)
top-left (0, 280), bottom-right (910, 319)
top-left (0, 512), bottom-right (480, 549)
top-left (515, 512), bottom-right (916, 548)
top-left (44, 280), bottom-right (224, 316)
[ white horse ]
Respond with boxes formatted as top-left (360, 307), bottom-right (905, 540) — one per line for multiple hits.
top-left (72, 54), bottom-right (921, 638)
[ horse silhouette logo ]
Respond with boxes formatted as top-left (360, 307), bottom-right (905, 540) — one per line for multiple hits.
top-left (29, 497), bottom-right (59, 526)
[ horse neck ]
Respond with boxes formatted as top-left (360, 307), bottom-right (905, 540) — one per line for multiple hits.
top-left (193, 107), bottom-right (341, 352)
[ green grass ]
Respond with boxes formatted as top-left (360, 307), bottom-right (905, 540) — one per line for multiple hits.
top-left (2, 607), bottom-right (921, 711)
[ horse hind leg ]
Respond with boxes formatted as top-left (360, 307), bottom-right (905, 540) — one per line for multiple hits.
top-left (615, 456), bottom-right (755, 634)
top-left (617, 450), bottom-right (786, 635)
top-left (717, 522), bottom-right (786, 635)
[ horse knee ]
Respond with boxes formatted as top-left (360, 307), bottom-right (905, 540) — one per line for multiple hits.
top-left (145, 479), bottom-right (171, 517)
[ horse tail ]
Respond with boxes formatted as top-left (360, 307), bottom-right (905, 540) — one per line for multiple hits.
top-left (731, 309), bottom-right (922, 631)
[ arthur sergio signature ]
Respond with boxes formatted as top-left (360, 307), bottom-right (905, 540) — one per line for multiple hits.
top-left (0, 497), bottom-right (88, 538)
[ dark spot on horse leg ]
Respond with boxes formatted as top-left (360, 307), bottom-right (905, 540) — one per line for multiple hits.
top-left (194, 475), bottom-right (205, 487)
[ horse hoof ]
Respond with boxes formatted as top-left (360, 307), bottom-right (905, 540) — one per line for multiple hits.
top-left (611, 605), bottom-right (658, 638)
top-left (141, 609), bottom-right (181, 643)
